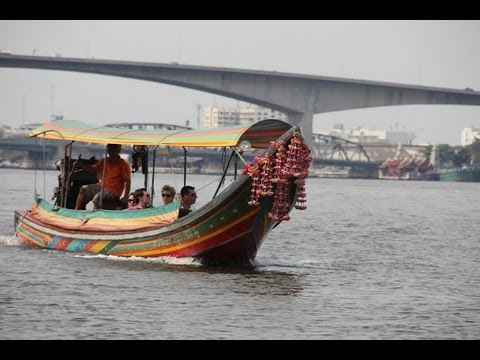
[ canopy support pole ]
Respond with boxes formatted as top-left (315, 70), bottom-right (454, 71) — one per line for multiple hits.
top-left (182, 147), bottom-right (187, 187)
top-left (213, 149), bottom-right (235, 199)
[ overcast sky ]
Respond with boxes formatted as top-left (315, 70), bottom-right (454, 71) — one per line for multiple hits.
top-left (1, 20), bottom-right (480, 145)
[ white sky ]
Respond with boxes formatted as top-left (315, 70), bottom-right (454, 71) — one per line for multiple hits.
top-left (1, 20), bottom-right (480, 145)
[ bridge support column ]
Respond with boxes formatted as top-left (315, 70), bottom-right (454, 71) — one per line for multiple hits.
top-left (287, 112), bottom-right (313, 147)
top-left (22, 150), bottom-right (57, 169)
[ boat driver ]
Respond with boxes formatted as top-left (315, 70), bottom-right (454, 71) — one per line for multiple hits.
top-left (74, 143), bottom-right (131, 210)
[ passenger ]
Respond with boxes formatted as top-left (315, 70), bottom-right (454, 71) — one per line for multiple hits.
top-left (178, 185), bottom-right (197, 218)
top-left (127, 188), bottom-right (151, 210)
top-left (160, 185), bottom-right (176, 205)
top-left (74, 143), bottom-right (131, 210)
top-left (125, 192), bottom-right (136, 210)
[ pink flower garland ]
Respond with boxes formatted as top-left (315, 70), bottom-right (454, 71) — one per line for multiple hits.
top-left (243, 130), bottom-right (312, 221)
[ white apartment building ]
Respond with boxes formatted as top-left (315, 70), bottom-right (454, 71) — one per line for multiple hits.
top-left (321, 124), bottom-right (416, 145)
top-left (203, 105), bottom-right (287, 128)
top-left (461, 127), bottom-right (480, 146)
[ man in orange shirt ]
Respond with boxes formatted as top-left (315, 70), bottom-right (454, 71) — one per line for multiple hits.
top-left (74, 143), bottom-right (131, 210)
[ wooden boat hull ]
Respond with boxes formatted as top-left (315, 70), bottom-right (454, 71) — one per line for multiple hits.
top-left (14, 175), bottom-right (284, 265)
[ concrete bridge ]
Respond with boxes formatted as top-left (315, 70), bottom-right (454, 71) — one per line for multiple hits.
top-left (0, 136), bottom-right (102, 168)
top-left (2, 53), bottom-right (480, 145)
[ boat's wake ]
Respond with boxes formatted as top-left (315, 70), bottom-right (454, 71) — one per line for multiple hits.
top-left (73, 253), bottom-right (202, 266)
top-left (254, 258), bottom-right (356, 272)
top-left (0, 235), bottom-right (21, 246)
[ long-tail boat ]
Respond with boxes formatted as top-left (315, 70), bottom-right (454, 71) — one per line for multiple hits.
top-left (14, 118), bottom-right (311, 265)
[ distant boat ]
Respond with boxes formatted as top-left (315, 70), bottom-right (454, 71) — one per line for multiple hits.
top-left (438, 167), bottom-right (480, 182)
top-left (378, 157), bottom-right (438, 181)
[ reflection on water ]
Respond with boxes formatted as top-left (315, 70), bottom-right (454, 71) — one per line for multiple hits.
top-left (229, 272), bottom-right (304, 297)
top-left (74, 253), bottom-right (304, 297)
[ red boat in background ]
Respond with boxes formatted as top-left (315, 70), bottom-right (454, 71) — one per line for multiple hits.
top-left (379, 157), bottom-right (437, 180)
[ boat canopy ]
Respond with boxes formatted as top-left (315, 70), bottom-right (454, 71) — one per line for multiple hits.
top-left (29, 118), bottom-right (292, 149)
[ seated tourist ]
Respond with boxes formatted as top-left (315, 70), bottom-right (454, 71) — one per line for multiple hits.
top-left (127, 188), bottom-right (151, 210)
top-left (125, 192), bottom-right (136, 210)
top-left (160, 184), bottom-right (176, 205)
top-left (178, 185), bottom-right (197, 218)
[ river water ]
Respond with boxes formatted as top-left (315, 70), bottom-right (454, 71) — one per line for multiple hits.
top-left (0, 168), bottom-right (479, 339)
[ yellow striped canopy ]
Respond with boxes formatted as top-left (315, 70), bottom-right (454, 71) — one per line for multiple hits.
top-left (29, 118), bottom-right (292, 149)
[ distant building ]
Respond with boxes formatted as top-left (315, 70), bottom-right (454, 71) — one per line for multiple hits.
top-left (1, 123), bottom-right (43, 138)
top-left (461, 127), bottom-right (480, 146)
top-left (318, 123), bottom-right (416, 145)
top-left (203, 105), bottom-right (287, 128)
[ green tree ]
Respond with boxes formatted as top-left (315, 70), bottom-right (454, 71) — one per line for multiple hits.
top-left (452, 146), bottom-right (470, 167)
top-left (466, 138), bottom-right (480, 165)
top-left (419, 145), bottom-right (432, 159)
top-left (436, 144), bottom-right (455, 166)
top-left (421, 142), bottom-right (477, 167)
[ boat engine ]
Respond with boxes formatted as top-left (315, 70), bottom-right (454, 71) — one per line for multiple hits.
top-left (53, 157), bottom-right (99, 209)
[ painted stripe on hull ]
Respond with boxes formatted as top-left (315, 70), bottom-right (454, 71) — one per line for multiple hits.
top-left (15, 216), bottom-right (113, 253)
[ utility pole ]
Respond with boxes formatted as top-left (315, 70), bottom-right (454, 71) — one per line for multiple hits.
top-left (196, 104), bottom-right (202, 130)
top-left (21, 94), bottom-right (26, 125)
top-left (50, 83), bottom-right (55, 116)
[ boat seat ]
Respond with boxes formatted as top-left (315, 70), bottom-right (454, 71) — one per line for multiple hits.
top-left (96, 197), bottom-right (125, 210)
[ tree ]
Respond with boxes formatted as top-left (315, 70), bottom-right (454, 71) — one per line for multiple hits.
top-left (420, 141), bottom-right (479, 168)
top-left (436, 144), bottom-right (455, 166)
top-left (419, 145), bottom-right (432, 159)
top-left (452, 147), bottom-right (471, 167)
top-left (466, 139), bottom-right (480, 165)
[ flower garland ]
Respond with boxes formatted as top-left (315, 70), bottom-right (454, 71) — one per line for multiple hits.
top-left (242, 130), bottom-right (311, 221)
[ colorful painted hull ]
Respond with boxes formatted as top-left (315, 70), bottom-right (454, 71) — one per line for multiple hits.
top-left (14, 175), bottom-right (285, 265)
